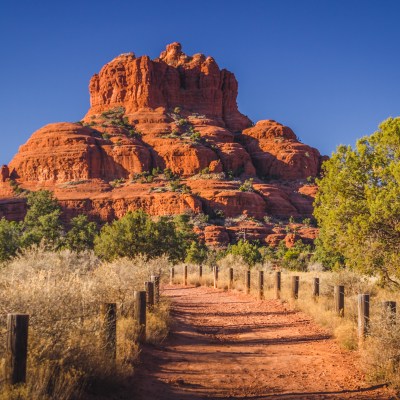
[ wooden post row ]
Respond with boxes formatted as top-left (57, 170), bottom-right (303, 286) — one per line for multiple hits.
top-left (334, 285), bottom-right (345, 317)
top-left (245, 270), bottom-right (251, 294)
top-left (291, 276), bottom-right (299, 299)
top-left (150, 275), bottom-right (160, 304)
top-left (228, 268), bottom-right (234, 290)
top-left (358, 294), bottom-right (370, 340)
top-left (183, 265), bottom-right (188, 286)
top-left (100, 304), bottom-right (117, 360)
top-left (6, 313), bottom-right (29, 385)
top-left (213, 266), bottom-right (218, 289)
top-left (275, 271), bottom-right (281, 299)
top-left (134, 290), bottom-right (146, 343)
top-left (258, 271), bottom-right (264, 300)
top-left (145, 281), bottom-right (155, 308)
top-left (313, 277), bottom-right (320, 298)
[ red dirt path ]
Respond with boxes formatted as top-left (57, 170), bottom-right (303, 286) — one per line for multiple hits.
top-left (133, 285), bottom-right (396, 399)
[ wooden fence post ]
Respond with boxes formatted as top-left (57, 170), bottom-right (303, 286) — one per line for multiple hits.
top-left (228, 268), bottom-right (234, 290)
top-left (170, 267), bottom-right (174, 285)
top-left (313, 277), bottom-right (320, 298)
top-left (213, 266), bottom-right (218, 289)
top-left (291, 276), bottom-right (299, 299)
top-left (151, 275), bottom-right (160, 304)
top-left (275, 271), bottom-right (281, 299)
top-left (100, 304), bottom-right (116, 360)
top-left (145, 281), bottom-right (154, 308)
top-left (358, 294), bottom-right (370, 340)
top-left (134, 290), bottom-right (146, 343)
top-left (245, 270), bottom-right (251, 294)
top-left (199, 264), bottom-right (203, 280)
top-left (382, 301), bottom-right (397, 325)
top-left (258, 271), bottom-right (264, 300)
top-left (334, 285), bottom-right (345, 317)
top-left (5, 313), bottom-right (29, 385)
top-left (183, 265), bottom-right (188, 286)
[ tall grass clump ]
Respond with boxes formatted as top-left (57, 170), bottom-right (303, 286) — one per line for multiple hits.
top-left (0, 247), bottom-right (171, 399)
top-left (361, 309), bottom-right (400, 387)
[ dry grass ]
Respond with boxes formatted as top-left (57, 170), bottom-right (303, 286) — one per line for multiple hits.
top-left (361, 312), bottom-right (400, 387)
top-left (0, 247), bottom-right (171, 399)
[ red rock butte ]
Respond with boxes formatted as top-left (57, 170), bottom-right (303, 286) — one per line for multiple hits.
top-left (0, 42), bottom-right (326, 247)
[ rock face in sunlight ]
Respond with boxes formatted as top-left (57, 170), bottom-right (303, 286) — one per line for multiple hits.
top-left (86, 42), bottom-right (251, 133)
top-left (0, 42), bottom-right (325, 247)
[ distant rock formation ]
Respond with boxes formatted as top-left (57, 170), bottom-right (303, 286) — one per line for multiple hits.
top-left (0, 42), bottom-right (325, 247)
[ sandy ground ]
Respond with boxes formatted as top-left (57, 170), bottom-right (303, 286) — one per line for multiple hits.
top-left (133, 285), bottom-right (397, 399)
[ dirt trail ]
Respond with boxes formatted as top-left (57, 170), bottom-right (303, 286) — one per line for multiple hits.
top-left (133, 285), bottom-right (396, 399)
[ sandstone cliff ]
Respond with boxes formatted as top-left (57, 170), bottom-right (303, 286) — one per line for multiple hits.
top-left (1, 43), bottom-right (324, 247)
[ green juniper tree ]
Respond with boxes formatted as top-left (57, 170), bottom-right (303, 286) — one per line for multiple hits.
top-left (0, 218), bottom-right (21, 261)
top-left (64, 215), bottom-right (98, 252)
top-left (225, 239), bottom-right (262, 267)
top-left (21, 190), bottom-right (63, 248)
top-left (314, 117), bottom-right (400, 286)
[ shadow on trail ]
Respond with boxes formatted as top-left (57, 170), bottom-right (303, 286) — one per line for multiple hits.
top-left (233, 384), bottom-right (391, 400)
top-left (171, 305), bottom-right (331, 343)
top-left (131, 286), bottom-right (342, 400)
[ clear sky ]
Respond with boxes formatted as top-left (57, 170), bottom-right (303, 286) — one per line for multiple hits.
top-left (0, 0), bottom-right (399, 165)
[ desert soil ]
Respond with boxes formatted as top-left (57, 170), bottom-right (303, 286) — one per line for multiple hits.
top-left (133, 285), bottom-right (396, 399)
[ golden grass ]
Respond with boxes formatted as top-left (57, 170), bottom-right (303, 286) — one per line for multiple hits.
top-left (0, 247), bottom-right (171, 399)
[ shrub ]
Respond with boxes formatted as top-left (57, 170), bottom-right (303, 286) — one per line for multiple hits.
top-left (276, 240), bottom-right (312, 271)
top-left (169, 180), bottom-right (191, 193)
top-left (0, 218), bottom-right (21, 261)
top-left (21, 190), bottom-right (63, 248)
top-left (9, 179), bottom-right (24, 195)
top-left (64, 215), bottom-right (98, 252)
top-left (176, 118), bottom-right (188, 127)
top-left (128, 129), bottom-right (142, 139)
top-left (185, 240), bottom-right (208, 264)
top-left (225, 239), bottom-right (262, 267)
top-left (239, 178), bottom-right (254, 192)
top-left (191, 131), bottom-right (202, 142)
top-left (263, 215), bottom-right (272, 223)
top-left (110, 178), bottom-right (125, 188)
top-left (151, 167), bottom-right (161, 176)
top-left (200, 167), bottom-right (210, 175)
top-left (94, 210), bottom-right (197, 262)
top-left (214, 209), bottom-right (225, 219)
top-left (189, 212), bottom-right (209, 228)
top-left (163, 168), bottom-right (179, 181)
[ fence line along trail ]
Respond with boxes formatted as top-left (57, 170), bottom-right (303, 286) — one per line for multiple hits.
top-left (133, 285), bottom-right (394, 399)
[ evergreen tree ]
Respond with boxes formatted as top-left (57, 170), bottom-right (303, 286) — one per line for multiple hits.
top-left (22, 190), bottom-right (63, 248)
top-left (226, 239), bottom-right (262, 266)
top-left (185, 240), bottom-right (208, 264)
top-left (314, 117), bottom-right (400, 286)
top-left (0, 218), bottom-right (21, 261)
top-left (94, 210), bottom-right (199, 262)
top-left (65, 215), bottom-right (98, 252)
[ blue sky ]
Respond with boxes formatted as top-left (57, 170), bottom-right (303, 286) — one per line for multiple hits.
top-left (0, 0), bottom-right (399, 164)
